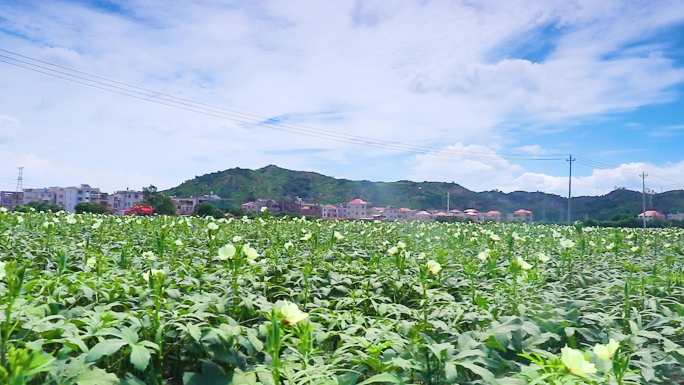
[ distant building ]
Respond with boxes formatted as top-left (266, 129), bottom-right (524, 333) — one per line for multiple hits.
top-left (298, 203), bottom-right (321, 217)
top-left (346, 198), bottom-right (368, 219)
top-left (23, 188), bottom-right (57, 206)
top-left (464, 208), bottom-right (480, 221)
top-left (0, 191), bottom-right (23, 210)
top-left (108, 190), bottom-right (144, 215)
top-left (172, 194), bottom-right (222, 216)
top-left (667, 212), bottom-right (684, 221)
top-left (398, 208), bottom-right (415, 220)
top-left (484, 210), bottom-right (502, 221)
top-left (414, 210), bottom-right (433, 220)
top-left (511, 209), bottom-right (534, 222)
top-left (321, 204), bottom-right (339, 219)
top-left (638, 210), bottom-right (666, 222)
top-left (449, 209), bottom-right (466, 219)
top-left (173, 197), bottom-right (196, 215)
top-left (241, 198), bottom-right (280, 214)
top-left (384, 207), bottom-right (399, 220)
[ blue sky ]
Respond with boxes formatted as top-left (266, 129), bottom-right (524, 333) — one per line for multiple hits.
top-left (0, 0), bottom-right (683, 195)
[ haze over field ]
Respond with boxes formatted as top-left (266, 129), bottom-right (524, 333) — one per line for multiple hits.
top-left (1, 1), bottom-right (684, 195)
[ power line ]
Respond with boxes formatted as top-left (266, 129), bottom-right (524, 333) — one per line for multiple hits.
top-left (0, 48), bottom-right (565, 162)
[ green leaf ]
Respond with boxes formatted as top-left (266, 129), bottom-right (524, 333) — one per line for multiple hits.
top-left (230, 369), bottom-right (257, 385)
top-left (130, 344), bottom-right (151, 372)
top-left (86, 339), bottom-right (127, 362)
top-left (358, 373), bottom-right (402, 385)
top-left (121, 327), bottom-right (140, 345)
top-left (76, 367), bottom-right (119, 385)
top-left (183, 360), bottom-right (230, 385)
top-left (187, 324), bottom-right (202, 343)
top-left (456, 361), bottom-right (496, 383)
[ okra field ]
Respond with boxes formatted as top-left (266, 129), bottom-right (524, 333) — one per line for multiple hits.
top-left (0, 210), bottom-right (683, 385)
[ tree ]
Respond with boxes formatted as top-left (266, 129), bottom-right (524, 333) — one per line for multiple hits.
top-left (143, 185), bottom-right (176, 216)
top-left (75, 202), bottom-right (108, 214)
top-left (194, 203), bottom-right (224, 218)
top-left (14, 201), bottom-right (62, 213)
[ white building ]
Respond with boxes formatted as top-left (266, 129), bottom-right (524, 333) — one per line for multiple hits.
top-left (667, 213), bottom-right (684, 221)
top-left (108, 190), bottom-right (144, 215)
top-left (346, 198), bottom-right (368, 219)
top-left (22, 188), bottom-right (56, 205)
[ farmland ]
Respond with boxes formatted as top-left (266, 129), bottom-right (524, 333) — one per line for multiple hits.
top-left (0, 210), bottom-right (683, 385)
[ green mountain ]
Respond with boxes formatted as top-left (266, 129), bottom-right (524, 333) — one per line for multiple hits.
top-left (166, 165), bottom-right (684, 222)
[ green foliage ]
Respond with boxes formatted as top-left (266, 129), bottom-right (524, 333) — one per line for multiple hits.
top-left (74, 202), bottom-right (108, 214)
top-left (194, 203), bottom-right (224, 218)
top-left (143, 185), bottom-right (176, 216)
top-left (0, 211), bottom-right (682, 384)
top-left (13, 201), bottom-right (62, 213)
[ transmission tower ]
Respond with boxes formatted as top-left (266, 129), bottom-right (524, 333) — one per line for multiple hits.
top-left (15, 166), bottom-right (23, 206)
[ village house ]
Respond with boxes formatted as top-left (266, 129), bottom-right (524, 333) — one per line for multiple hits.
top-left (511, 209), bottom-right (534, 222)
top-left (638, 210), bottom-right (666, 222)
top-left (346, 198), bottom-right (368, 219)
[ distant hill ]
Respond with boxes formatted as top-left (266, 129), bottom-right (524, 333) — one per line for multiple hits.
top-left (165, 165), bottom-right (684, 222)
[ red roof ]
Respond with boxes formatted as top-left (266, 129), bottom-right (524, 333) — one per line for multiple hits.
top-left (639, 210), bottom-right (665, 218)
top-left (486, 210), bottom-right (502, 216)
top-left (348, 198), bottom-right (368, 205)
top-left (464, 208), bottom-right (479, 214)
top-left (513, 209), bottom-right (533, 216)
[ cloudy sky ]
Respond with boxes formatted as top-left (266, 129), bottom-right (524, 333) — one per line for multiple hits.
top-left (1, 0), bottom-right (684, 196)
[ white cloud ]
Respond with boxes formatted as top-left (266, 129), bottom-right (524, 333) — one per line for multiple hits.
top-left (410, 143), bottom-right (684, 195)
top-left (409, 143), bottom-right (525, 190)
top-left (0, 1), bottom-right (682, 192)
top-left (513, 144), bottom-right (546, 156)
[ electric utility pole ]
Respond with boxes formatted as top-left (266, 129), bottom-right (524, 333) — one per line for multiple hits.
top-left (446, 191), bottom-right (450, 212)
top-left (640, 172), bottom-right (648, 229)
top-left (566, 155), bottom-right (575, 224)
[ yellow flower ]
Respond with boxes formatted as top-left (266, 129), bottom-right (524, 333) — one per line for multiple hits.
top-left (142, 251), bottom-right (156, 260)
top-left (243, 245), bottom-right (259, 261)
top-left (387, 246), bottom-right (399, 256)
top-left (232, 235), bottom-right (243, 243)
top-left (86, 257), bottom-right (96, 268)
top-left (477, 250), bottom-right (490, 261)
top-left (284, 241), bottom-right (294, 250)
top-left (593, 339), bottom-right (619, 361)
top-left (560, 239), bottom-right (576, 249)
top-left (276, 301), bottom-right (308, 325)
top-left (143, 269), bottom-right (165, 282)
top-left (427, 260), bottom-right (442, 275)
top-left (174, 239), bottom-right (184, 247)
top-left (217, 244), bottom-right (236, 260)
top-left (397, 241), bottom-right (406, 249)
top-left (537, 252), bottom-right (550, 263)
top-left (515, 256), bottom-right (533, 270)
top-left (561, 347), bottom-right (596, 378)
top-left (333, 231), bottom-right (344, 241)
top-left (300, 232), bottom-right (312, 241)
top-left (207, 222), bottom-right (219, 231)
